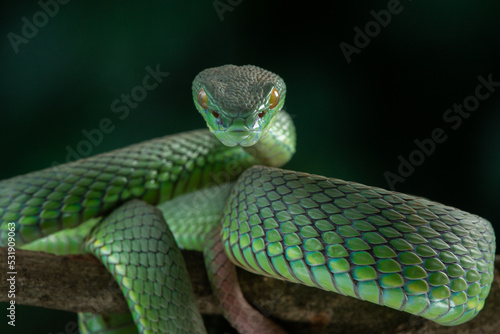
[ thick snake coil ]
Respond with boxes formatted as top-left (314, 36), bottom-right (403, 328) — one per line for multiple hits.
top-left (0, 65), bottom-right (496, 332)
top-left (222, 166), bottom-right (495, 325)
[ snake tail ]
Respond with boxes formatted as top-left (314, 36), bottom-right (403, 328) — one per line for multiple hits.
top-left (203, 227), bottom-right (287, 334)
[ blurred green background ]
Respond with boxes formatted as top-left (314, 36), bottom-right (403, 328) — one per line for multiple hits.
top-left (1, 0), bottom-right (499, 333)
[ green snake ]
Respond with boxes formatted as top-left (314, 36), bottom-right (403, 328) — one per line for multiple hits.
top-left (0, 65), bottom-right (496, 333)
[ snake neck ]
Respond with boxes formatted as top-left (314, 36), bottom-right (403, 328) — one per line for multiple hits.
top-left (243, 110), bottom-right (296, 168)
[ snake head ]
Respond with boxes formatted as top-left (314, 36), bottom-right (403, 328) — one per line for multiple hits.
top-left (192, 65), bottom-right (286, 147)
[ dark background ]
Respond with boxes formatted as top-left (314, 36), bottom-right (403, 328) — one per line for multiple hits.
top-left (1, 1), bottom-right (499, 333)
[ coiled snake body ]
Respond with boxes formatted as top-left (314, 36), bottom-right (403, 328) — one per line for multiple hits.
top-left (0, 65), bottom-right (495, 333)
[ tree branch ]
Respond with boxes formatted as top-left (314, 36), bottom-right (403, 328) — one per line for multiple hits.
top-left (1, 248), bottom-right (499, 333)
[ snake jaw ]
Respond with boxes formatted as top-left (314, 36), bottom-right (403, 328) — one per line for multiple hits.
top-left (212, 129), bottom-right (263, 147)
top-left (199, 107), bottom-right (270, 147)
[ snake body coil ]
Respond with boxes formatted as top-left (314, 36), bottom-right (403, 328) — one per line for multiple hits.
top-left (223, 166), bottom-right (495, 325)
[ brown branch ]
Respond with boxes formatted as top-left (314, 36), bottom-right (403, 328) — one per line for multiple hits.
top-left (1, 248), bottom-right (499, 333)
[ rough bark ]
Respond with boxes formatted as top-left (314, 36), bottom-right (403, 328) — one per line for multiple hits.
top-left (1, 248), bottom-right (499, 334)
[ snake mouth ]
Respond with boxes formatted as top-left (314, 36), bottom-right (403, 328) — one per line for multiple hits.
top-left (213, 130), bottom-right (262, 147)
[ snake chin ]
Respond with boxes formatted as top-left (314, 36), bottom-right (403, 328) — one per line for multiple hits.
top-left (213, 130), bottom-right (262, 147)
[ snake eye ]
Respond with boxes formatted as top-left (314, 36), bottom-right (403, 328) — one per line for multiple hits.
top-left (198, 88), bottom-right (208, 110)
top-left (269, 88), bottom-right (279, 109)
